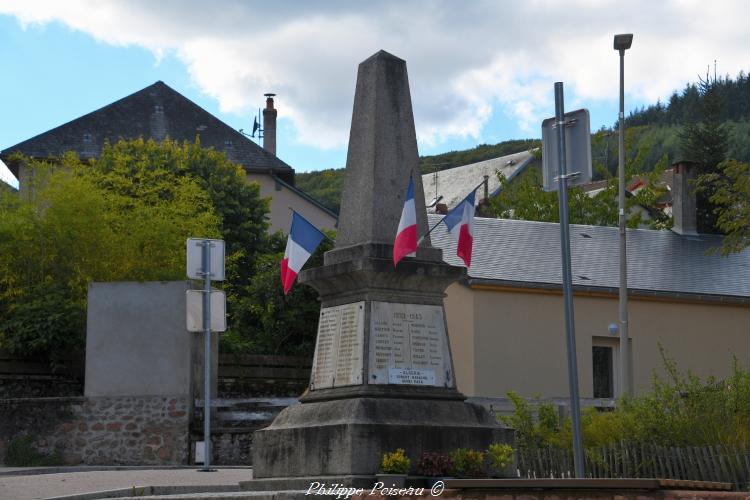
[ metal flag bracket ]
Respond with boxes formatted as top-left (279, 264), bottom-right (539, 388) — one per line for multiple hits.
top-left (553, 172), bottom-right (581, 182)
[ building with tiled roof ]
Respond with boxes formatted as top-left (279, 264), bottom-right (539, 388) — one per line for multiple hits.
top-left (428, 181), bottom-right (750, 401)
top-left (1, 81), bottom-right (337, 233)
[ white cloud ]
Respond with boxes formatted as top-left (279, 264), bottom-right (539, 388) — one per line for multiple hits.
top-left (1, 0), bottom-right (748, 150)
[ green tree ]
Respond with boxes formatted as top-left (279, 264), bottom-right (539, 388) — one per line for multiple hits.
top-left (680, 77), bottom-right (729, 233)
top-left (2, 138), bottom-right (337, 360)
top-left (488, 166), bottom-right (669, 230)
top-left (695, 159), bottom-right (750, 254)
top-left (221, 230), bottom-right (335, 356)
top-left (92, 138), bottom-right (270, 286)
top-left (0, 156), bottom-right (221, 358)
top-left (91, 139), bottom-right (272, 353)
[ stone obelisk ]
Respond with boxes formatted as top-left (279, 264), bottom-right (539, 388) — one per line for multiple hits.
top-left (251, 50), bottom-right (511, 488)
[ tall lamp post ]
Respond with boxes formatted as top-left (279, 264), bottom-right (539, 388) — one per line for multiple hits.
top-left (614, 33), bottom-right (633, 398)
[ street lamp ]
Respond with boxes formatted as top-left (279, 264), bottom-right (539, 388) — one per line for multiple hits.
top-left (613, 33), bottom-right (632, 398)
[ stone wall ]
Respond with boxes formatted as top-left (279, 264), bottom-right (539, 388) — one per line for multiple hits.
top-left (0, 396), bottom-right (189, 465)
top-left (191, 398), bottom-right (296, 465)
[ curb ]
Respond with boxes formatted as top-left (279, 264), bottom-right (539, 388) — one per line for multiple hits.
top-left (0, 466), bottom-right (251, 478)
top-left (46, 484), bottom-right (242, 500)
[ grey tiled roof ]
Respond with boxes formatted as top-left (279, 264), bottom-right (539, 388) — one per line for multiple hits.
top-left (428, 215), bottom-right (750, 300)
top-left (422, 151), bottom-right (534, 210)
top-left (1, 81), bottom-right (294, 182)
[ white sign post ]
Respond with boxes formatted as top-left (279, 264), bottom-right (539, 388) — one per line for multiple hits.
top-left (186, 238), bottom-right (225, 472)
top-left (541, 108), bottom-right (592, 192)
top-left (540, 86), bottom-right (586, 477)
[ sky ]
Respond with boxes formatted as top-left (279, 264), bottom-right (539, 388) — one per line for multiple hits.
top-left (1, 0), bottom-right (749, 189)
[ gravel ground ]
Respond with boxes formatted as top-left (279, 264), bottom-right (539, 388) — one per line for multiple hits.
top-left (0, 467), bottom-right (251, 500)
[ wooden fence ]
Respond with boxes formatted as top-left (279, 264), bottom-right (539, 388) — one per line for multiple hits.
top-left (0, 350), bottom-right (311, 398)
top-left (218, 354), bottom-right (311, 380)
top-left (517, 442), bottom-right (750, 488)
top-left (0, 350), bottom-right (84, 378)
top-left (0, 351), bottom-right (311, 381)
top-left (217, 354), bottom-right (311, 397)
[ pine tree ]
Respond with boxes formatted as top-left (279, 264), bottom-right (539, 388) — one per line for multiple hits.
top-left (679, 75), bottom-right (729, 233)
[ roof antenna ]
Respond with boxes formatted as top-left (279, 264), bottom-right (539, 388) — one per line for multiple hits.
top-left (239, 96), bottom-right (269, 145)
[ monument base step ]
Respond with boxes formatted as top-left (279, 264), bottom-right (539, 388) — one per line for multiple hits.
top-left (240, 477), bottom-right (436, 500)
top-left (240, 476), bottom-right (376, 491)
top-left (252, 397), bottom-right (513, 479)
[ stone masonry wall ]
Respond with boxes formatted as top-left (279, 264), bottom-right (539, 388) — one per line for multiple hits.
top-left (0, 396), bottom-right (189, 465)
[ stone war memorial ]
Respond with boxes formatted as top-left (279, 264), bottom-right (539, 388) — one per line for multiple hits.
top-left (250, 50), bottom-right (513, 488)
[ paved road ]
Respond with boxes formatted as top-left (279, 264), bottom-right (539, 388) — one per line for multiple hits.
top-left (0, 467), bottom-right (251, 500)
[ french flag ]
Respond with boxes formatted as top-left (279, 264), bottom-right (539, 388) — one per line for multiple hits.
top-left (442, 191), bottom-right (476, 268)
top-left (393, 175), bottom-right (418, 266)
top-left (280, 211), bottom-right (326, 295)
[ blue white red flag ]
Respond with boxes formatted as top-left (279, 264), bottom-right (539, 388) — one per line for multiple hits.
top-left (393, 175), bottom-right (418, 266)
top-left (280, 211), bottom-right (326, 295)
top-left (442, 191), bottom-right (476, 268)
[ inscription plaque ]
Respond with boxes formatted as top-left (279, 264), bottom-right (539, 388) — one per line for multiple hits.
top-left (388, 368), bottom-right (436, 385)
top-left (369, 301), bottom-right (451, 387)
top-left (310, 302), bottom-right (364, 390)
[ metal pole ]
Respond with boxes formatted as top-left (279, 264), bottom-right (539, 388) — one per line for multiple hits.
top-left (554, 82), bottom-right (585, 478)
top-left (201, 240), bottom-right (213, 471)
top-left (618, 49), bottom-right (631, 398)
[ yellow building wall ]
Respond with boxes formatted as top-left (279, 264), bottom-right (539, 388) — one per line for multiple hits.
top-left (445, 285), bottom-right (750, 399)
top-left (443, 282), bottom-right (476, 395)
top-left (247, 174), bottom-right (337, 234)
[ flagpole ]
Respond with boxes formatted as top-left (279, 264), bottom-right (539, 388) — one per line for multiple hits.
top-left (417, 177), bottom-right (488, 245)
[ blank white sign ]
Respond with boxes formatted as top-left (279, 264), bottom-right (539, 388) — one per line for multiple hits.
top-left (186, 290), bottom-right (227, 332)
top-left (186, 238), bottom-right (225, 281)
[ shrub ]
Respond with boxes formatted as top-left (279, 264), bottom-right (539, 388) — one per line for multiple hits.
top-left (5, 435), bottom-right (62, 466)
top-left (498, 391), bottom-right (559, 448)
top-left (487, 443), bottom-right (514, 475)
top-left (450, 448), bottom-right (485, 478)
top-left (503, 348), bottom-right (750, 449)
top-left (416, 452), bottom-right (452, 477)
top-left (380, 448), bottom-right (411, 474)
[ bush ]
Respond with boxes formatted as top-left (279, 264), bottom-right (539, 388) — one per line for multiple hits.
top-left (505, 348), bottom-right (750, 449)
top-left (5, 435), bottom-right (62, 466)
top-left (416, 452), bottom-right (452, 477)
top-left (487, 443), bottom-right (514, 475)
top-left (380, 448), bottom-right (411, 474)
top-left (450, 448), bottom-right (484, 478)
top-left (498, 391), bottom-right (559, 448)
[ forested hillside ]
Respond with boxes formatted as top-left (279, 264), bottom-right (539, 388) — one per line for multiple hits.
top-left (625, 71), bottom-right (750, 127)
top-left (297, 70), bottom-right (750, 214)
top-left (296, 139), bottom-right (542, 213)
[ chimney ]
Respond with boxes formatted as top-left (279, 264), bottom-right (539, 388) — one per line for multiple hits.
top-left (262, 93), bottom-right (277, 155)
top-left (671, 160), bottom-right (698, 236)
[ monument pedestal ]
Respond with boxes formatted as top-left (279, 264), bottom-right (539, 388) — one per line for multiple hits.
top-left (250, 246), bottom-right (513, 483)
